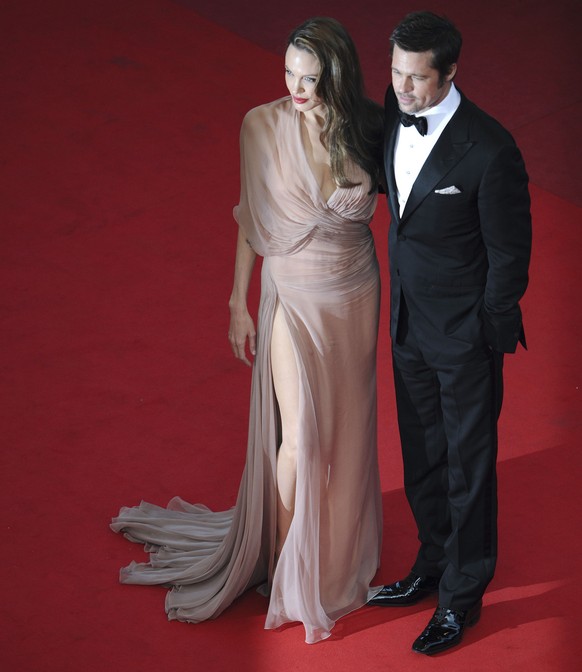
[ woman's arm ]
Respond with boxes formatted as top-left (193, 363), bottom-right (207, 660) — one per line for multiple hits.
top-left (228, 227), bottom-right (257, 366)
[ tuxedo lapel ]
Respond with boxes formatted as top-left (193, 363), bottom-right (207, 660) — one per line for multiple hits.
top-left (399, 96), bottom-right (474, 226)
top-left (385, 121), bottom-right (400, 224)
top-left (383, 86), bottom-right (401, 225)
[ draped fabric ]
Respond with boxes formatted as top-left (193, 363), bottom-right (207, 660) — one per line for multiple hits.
top-left (111, 96), bottom-right (383, 644)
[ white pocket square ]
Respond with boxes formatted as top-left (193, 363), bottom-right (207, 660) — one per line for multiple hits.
top-left (434, 186), bottom-right (462, 195)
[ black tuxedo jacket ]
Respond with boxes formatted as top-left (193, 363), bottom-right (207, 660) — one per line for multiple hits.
top-left (384, 86), bottom-right (532, 363)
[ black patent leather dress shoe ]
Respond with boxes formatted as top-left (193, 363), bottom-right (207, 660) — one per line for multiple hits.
top-left (368, 572), bottom-right (440, 606)
top-left (412, 600), bottom-right (482, 655)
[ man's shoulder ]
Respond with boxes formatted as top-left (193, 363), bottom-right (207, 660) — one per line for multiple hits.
top-left (384, 85), bottom-right (398, 109)
top-left (383, 86), bottom-right (399, 126)
top-left (457, 91), bottom-right (517, 146)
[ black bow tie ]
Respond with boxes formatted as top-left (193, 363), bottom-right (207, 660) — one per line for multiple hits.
top-left (399, 110), bottom-right (428, 136)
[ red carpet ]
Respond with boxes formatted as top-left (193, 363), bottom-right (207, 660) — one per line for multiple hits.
top-left (1, 1), bottom-right (580, 670)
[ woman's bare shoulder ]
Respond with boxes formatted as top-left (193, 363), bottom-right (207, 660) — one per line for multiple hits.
top-left (242, 96), bottom-right (292, 129)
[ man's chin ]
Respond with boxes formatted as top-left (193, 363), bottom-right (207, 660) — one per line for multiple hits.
top-left (398, 101), bottom-right (418, 113)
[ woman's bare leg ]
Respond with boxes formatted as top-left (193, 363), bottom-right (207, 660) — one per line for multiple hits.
top-left (271, 304), bottom-right (300, 556)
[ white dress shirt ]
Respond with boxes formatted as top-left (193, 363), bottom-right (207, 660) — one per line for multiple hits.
top-left (394, 83), bottom-right (461, 216)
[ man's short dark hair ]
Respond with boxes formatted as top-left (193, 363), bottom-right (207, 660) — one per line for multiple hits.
top-left (390, 11), bottom-right (462, 81)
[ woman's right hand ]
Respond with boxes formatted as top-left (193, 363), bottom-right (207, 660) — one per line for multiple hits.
top-left (228, 227), bottom-right (257, 366)
top-left (228, 306), bottom-right (256, 367)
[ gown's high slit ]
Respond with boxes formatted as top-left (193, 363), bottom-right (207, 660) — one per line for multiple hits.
top-left (271, 301), bottom-right (300, 557)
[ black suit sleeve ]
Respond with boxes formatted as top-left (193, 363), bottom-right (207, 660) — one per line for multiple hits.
top-left (478, 144), bottom-right (532, 352)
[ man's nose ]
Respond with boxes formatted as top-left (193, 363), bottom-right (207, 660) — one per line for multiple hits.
top-left (399, 76), bottom-right (413, 93)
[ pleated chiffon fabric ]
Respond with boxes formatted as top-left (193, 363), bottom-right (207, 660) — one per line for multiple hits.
top-left (111, 96), bottom-right (383, 643)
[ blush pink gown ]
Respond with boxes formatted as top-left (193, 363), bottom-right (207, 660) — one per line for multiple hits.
top-left (111, 96), bottom-right (383, 644)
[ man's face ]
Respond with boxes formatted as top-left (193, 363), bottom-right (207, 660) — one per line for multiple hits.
top-left (391, 45), bottom-right (456, 114)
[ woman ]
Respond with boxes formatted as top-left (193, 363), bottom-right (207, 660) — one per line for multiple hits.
top-left (112, 17), bottom-right (384, 644)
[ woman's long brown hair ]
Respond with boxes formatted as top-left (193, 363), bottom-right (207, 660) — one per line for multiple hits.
top-left (287, 17), bottom-right (383, 189)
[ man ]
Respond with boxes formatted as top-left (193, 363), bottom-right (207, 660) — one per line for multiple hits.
top-left (368, 11), bottom-right (532, 655)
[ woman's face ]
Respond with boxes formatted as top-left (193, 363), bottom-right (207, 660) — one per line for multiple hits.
top-left (285, 45), bottom-right (324, 113)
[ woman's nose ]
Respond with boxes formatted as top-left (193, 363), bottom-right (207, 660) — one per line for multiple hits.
top-left (291, 79), bottom-right (304, 94)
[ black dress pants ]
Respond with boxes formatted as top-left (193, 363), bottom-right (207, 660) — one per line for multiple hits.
top-left (392, 297), bottom-right (504, 610)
